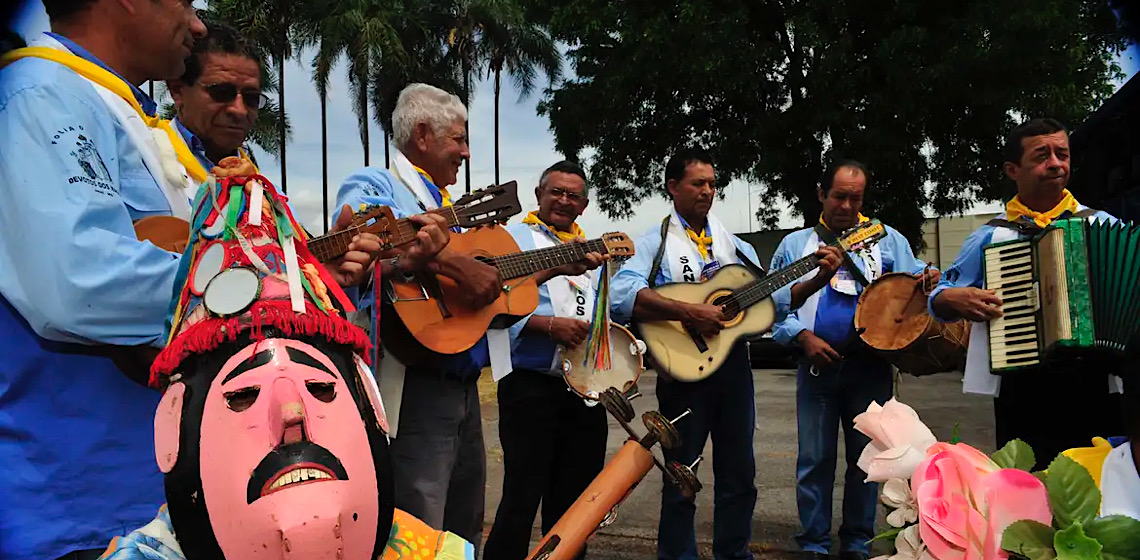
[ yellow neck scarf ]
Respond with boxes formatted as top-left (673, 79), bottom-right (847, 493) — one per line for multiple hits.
top-left (819, 212), bottom-right (870, 232)
top-left (412, 164), bottom-right (452, 207)
top-left (685, 227), bottom-right (714, 260)
top-left (522, 211), bottom-right (584, 243)
top-left (1, 47), bottom-right (208, 184)
top-left (1006, 188), bottom-right (1080, 229)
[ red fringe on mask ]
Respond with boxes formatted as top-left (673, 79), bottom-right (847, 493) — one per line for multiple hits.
top-left (150, 300), bottom-right (373, 387)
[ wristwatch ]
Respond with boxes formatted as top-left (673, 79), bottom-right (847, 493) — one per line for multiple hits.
top-left (383, 254), bottom-right (416, 280)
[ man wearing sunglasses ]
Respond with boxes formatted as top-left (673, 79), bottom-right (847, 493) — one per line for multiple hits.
top-left (167, 20), bottom-right (267, 169)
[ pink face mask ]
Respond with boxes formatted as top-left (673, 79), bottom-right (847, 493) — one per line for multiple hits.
top-left (190, 338), bottom-right (380, 559)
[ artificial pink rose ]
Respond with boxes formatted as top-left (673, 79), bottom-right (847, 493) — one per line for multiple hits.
top-left (910, 443), bottom-right (1052, 560)
top-left (854, 398), bottom-right (938, 482)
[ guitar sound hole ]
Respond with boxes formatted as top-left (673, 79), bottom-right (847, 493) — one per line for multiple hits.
top-left (713, 295), bottom-right (741, 319)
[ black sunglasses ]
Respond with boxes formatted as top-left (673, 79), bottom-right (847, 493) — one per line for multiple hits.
top-left (202, 82), bottom-right (270, 110)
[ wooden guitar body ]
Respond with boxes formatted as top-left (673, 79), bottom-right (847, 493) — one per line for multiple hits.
top-left (388, 225), bottom-right (540, 357)
top-left (639, 264), bottom-right (777, 382)
top-left (134, 215), bottom-right (191, 253)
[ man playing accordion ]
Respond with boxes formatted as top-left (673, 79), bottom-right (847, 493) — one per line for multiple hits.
top-left (929, 117), bottom-right (1125, 467)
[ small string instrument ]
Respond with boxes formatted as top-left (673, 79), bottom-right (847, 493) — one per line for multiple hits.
top-left (382, 229), bottom-right (635, 362)
top-left (133, 180), bottom-right (522, 259)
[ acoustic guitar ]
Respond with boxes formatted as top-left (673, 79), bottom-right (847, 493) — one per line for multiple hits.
top-left (635, 219), bottom-right (887, 382)
top-left (132, 181), bottom-right (522, 258)
top-left (382, 228), bottom-right (635, 362)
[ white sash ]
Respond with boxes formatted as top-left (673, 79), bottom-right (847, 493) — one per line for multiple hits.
top-left (963, 209), bottom-right (1123, 396)
top-left (791, 226), bottom-right (882, 333)
top-left (528, 226), bottom-right (596, 371)
top-left (390, 150), bottom-right (440, 211)
top-left (378, 151), bottom-right (512, 426)
top-left (34, 36), bottom-right (194, 221)
top-left (664, 210), bottom-right (740, 284)
top-left (1100, 442), bottom-right (1140, 518)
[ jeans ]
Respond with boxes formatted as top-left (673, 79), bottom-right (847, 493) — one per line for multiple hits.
top-left (794, 355), bottom-right (892, 555)
top-left (389, 370), bottom-right (486, 551)
top-left (656, 345), bottom-right (756, 560)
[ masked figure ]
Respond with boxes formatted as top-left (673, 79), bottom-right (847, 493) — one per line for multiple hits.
top-left (99, 164), bottom-right (474, 560)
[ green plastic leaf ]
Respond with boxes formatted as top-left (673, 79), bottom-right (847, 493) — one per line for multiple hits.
top-left (950, 421), bottom-right (962, 444)
top-left (1054, 522), bottom-right (1103, 560)
top-left (1046, 455), bottom-right (1101, 529)
top-left (1002, 519), bottom-right (1058, 560)
top-left (993, 439), bottom-right (1037, 471)
top-left (1085, 515), bottom-right (1140, 560)
top-left (868, 525), bottom-right (906, 544)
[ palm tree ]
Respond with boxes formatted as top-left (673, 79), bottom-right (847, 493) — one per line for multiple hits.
top-left (476, 10), bottom-right (561, 185)
top-left (208, 0), bottom-right (306, 193)
top-left (299, 0), bottom-right (407, 229)
top-left (441, 0), bottom-right (560, 190)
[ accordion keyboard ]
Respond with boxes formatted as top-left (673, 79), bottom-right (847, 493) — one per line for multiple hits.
top-left (984, 241), bottom-right (1041, 369)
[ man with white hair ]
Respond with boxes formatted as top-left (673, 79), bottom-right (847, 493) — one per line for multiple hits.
top-left (333, 83), bottom-right (505, 549)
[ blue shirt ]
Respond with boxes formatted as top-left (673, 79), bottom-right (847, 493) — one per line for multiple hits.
top-left (769, 224), bottom-right (927, 349)
top-left (0, 35), bottom-right (173, 559)
top-left (335, 165), bottom-right (489, 377)
top-left (503, 223), bottom-right (570, 374)
top-left (172, 117), bottom-right (214, 170)
top-left (927, 209), bottom-right (1116, 321)
top-left (609, 215), bottom-right (762, 324)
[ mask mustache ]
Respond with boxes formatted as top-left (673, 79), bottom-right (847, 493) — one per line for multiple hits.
top-left (245, 441), bottom-right (349, 504)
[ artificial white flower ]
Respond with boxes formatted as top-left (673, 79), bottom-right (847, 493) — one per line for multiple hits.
top-left (881, 478), bottom-right (918, 528)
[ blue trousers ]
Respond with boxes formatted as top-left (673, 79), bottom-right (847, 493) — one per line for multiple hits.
top-left (656, 345), bottom-right (756, 560)
top-left (794, 355), bottom-right (893, 555)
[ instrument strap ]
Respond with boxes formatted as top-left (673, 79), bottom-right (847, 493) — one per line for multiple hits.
top-left (985, 208), bottom-right (1100, 234)
top-left (648, 216), bottom-right (767, 288)
top-left (813, 223), bottom-right (870, 287)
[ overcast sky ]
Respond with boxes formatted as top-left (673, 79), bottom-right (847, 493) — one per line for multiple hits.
top-left (14, 1), bottom-right (1139, 237)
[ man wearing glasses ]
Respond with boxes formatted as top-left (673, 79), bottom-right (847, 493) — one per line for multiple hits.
top-left (167, 20), bottom-right (267, 169)
top-left (484, 161), bottom-right (609, 560)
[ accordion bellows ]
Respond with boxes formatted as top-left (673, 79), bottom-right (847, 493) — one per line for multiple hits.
top-left (984, 217), bottom-right (1140, 373)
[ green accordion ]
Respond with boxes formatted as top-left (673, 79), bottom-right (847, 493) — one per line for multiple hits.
top-left (983, 217), bottom-right (1140, 374)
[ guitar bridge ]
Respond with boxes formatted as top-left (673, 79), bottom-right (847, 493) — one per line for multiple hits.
top-left (684, 324), bottom-right (709, 353)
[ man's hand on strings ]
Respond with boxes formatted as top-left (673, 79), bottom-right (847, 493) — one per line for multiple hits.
top-left (682, 302), bottom-right (727, 338)
top-left (325, 203), bottom-right (383, 287)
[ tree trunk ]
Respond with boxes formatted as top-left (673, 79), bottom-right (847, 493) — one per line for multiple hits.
top-left (494, 69), bottom-right (501, 186)
top-left (384, 137), bottom-right (390, 168)
top-left (361, 69), bottom-right (370, 167)
top-left (463, 59), bottom-right (472, 195)
top-left (148, 81), bottom-right (154, 100)
top-left (321, 91), bottom-right (329, 233)
top-left (277, 53), bottom-right (287, 194)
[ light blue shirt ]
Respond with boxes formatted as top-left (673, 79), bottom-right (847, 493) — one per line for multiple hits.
top-left (0, 33), bottom-right (172, 560)
top-left (503, 222), bottom-right (568, 374)
top-left (769, 224), bottom-right (927, 348)
top-left (609, 215), bottom-right (762, 324)
top-left (334, 165), bottom-right (489, 377)
top-left (927, 208), bottom-right (1116, 321)
top-left (0, 38), bottom-right (180, 347)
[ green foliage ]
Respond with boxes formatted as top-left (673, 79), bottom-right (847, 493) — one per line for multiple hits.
top-left (1085, 516), bottom-right (1140, 560)
top-left (993, 438), bottom-right (1037, 471)
top-left (526, 0), bottom-right (1126, 243)
top-left (1053, 522), bottom-right (1103, 560)
top-left (1003, 520), bottom-right (1058, 560)
top-left (1046, 455), bottom-right (1102, 530)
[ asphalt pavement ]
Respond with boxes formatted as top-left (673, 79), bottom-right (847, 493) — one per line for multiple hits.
top-left (477, 368), bottom-right (997, 559)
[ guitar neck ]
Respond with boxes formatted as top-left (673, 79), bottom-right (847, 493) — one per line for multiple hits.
top-left (731, 249), bottom-right (829, 310)
top-left (308, 206), bottom-right (462, 262)
top-left (489, 238), bottom-right (609, 279)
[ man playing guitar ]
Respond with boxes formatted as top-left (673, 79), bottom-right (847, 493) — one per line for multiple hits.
top-left (334, 84), bottom-right (604, 551)
top-left (609, 147), bottom-right (763, 560)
